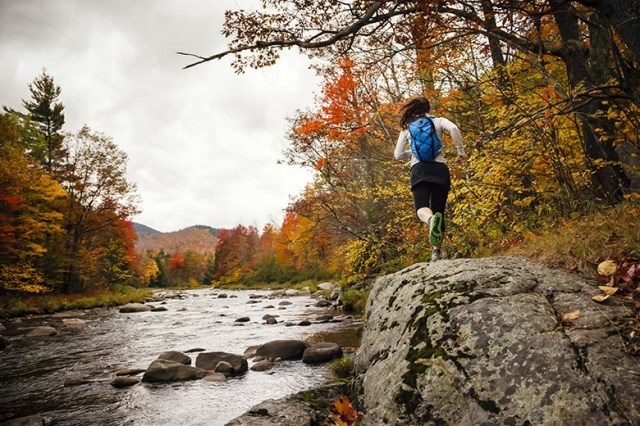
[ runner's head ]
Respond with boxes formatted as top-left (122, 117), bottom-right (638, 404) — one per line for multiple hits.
top-left (400, 97), bottom-right (431, 128)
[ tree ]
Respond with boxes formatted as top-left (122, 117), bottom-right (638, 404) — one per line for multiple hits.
top-left (181, 0), bottom-right (640, 201)
top-left (61, 125), bottom-right (139, 293)
top-left (0, 113), bottom-right (65, 293)
top-left (21, 69), bottom-right (66, 173)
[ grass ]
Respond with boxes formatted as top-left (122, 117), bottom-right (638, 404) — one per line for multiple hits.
top-left (0, 287), bottom-right (153, 318)
top-left (502, 200), bottom-right (640, 278)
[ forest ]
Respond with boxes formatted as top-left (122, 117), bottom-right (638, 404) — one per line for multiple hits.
top-left (2, 0), bottom-right (639, 301)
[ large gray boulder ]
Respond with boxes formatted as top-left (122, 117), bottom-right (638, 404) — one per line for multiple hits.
top-left (141, 359), bottom-right (207, 382)
top-left (195, 352), bottom-right (248, 375)
top-left (356, 257), bottom-right (640, 425)
top-left (255, 340), bottom-right (309, 360)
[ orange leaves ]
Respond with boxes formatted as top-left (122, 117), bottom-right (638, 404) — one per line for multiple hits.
top-left (315, 157), bottom-right (328, 170)
top-left (296, 117), bottom-right (325, 136)
top-left (322, 396), bottom-right (359, 426)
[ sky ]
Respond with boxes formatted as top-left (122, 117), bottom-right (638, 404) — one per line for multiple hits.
top-left (0, 0), bottom-right (321, 233)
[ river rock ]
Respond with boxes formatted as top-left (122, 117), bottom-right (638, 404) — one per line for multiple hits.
top-left (302, 342), bottom-right (342, 364)
top-left (314, 299), bottom-right (331, 307)
top-left (246, 300), bottom-right (260, 304)
top-left (315, 314), bottom-right (333, 322)
top-left (250, 360), bottom-right (274, 372)
top-left (264, 305), bottom-right (275, 309)
top-left (0, 415), bottom-right (49, 425)
top-left (185, 347), bottom-right (206, 353)
top-left (265, 317), bottom-right (278, 325)
top-left (356, 257), bottom-right (640, 425)
top-left (195, 352), bottom-right (248, 375)
top-left (115, 367), bottom-right (146, 376)
top-left (203, 372), bottom-right (226, 382)
top-left (26, 326), bottom-right (57, 337)
top-left (111, 376), bottom-right (139, 388)
top-left (298, 320), bottom-right (311, 326)
top-left (118, 303), bottom-right (151, 313)
top-left (243, 345), bottom-right (259, 359)
top-left (278, 301), bottom-right (292, 306)
top-left (284, 289), bottom-right (300, 296)
top-left (249, 294), bottom-right (263, 299)
top-left (235, 316), bottom-right (250, 322)
top-left (62, 318), bottom-right (86, 328)
top-left (157, 351), bottom-right (191, 365)
top-left (151, 306), bottom-right (168, 312)
top-left (142, 359), bottom-right (207, 382)
top-left (217, 293), bottom-right (228, 298)
top-left (214, 361), bottom-right (234, 375)
top-left (316, 282), bottom-right (335, 292)
top-left (255, 340), bottom-right (309, 360)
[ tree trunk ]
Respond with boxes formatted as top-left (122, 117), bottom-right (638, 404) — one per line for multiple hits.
top-left (551, 0), bottom-right (630, 202)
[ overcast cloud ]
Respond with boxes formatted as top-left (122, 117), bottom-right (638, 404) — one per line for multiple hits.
top-left (0, 0), bottom-right (320, 232)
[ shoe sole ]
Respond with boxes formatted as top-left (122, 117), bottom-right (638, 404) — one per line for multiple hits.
top-left (429, 212), bottom-right (443, 246)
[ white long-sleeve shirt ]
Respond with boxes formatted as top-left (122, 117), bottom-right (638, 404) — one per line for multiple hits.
top-left (394, 114), bottom-right (466, 167)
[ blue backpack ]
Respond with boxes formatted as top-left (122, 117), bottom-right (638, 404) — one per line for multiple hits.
top-left (409, 117), bottom-right (442, 161)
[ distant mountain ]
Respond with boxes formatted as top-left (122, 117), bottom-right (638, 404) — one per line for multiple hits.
top-left (133, 222), bottom-right (160, 235)
top-left (134, 224), bottom-right (221, 254)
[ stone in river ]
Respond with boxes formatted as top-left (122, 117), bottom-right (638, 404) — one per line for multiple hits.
top-left (251, 360), bottom-right (275, 372)
top-left (157, 351), bottom-right (191, 365)
top-left (302, 342), bottom-right (343, 364)
top-left (142, 360), bottom-right (207, 382)
top-left (111, 376), bottom-right (139, 388)
top-left (195, 352), bottom-right (248, 375)
top-left (26, 326), bottom-right (57, 337)
top-left (119, 303), bottom-right (152, 313)
top-left (255, 340), bottom-right (309, 361)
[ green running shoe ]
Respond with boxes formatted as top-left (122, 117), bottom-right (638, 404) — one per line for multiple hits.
top-left (429, 212), bottom-right (443, 246)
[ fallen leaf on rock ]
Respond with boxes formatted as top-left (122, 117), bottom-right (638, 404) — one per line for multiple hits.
top-left (597, 260), bottom-right (617, 276)
top-left (592, 294), bottom-right (610, 302)
top-left (598, 286), bottom-right (619, 296)
top-left (561, 310), bottom-right (581, 322)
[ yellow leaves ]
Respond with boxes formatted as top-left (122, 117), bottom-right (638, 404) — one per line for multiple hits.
top-left (598, 286), bottom-right (619, 296)
top-left (597, 259), bottom-right (617, 276)
top-left (561, 310), bottom-right (581, 323)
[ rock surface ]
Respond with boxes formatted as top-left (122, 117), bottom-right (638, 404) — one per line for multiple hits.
top-left (225, 382), bottom-right (348, 425)
top-left (355, 257), bottom-right (640, 425)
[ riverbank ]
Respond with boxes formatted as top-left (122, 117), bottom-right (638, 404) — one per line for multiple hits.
top-left (0, 286), bottom-right (154, 318)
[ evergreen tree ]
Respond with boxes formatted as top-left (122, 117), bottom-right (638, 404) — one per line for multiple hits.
top-left (22, 69), bottom-right (66, 174)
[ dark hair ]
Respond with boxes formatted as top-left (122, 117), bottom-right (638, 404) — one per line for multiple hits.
top-left (400, 97), bottom-right (431, 128)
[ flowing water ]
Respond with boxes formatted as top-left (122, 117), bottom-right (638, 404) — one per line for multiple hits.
top-left (0, 289), bottom-right (362, 426)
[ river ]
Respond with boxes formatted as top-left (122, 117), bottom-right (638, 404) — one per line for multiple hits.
top-left (0, 288), bottom-right (362, 426)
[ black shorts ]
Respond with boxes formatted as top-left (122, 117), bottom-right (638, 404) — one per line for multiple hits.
top-left (412, 181), bottom-right (449, 233)
top-left (410, 161), bottom-right (451, 232)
